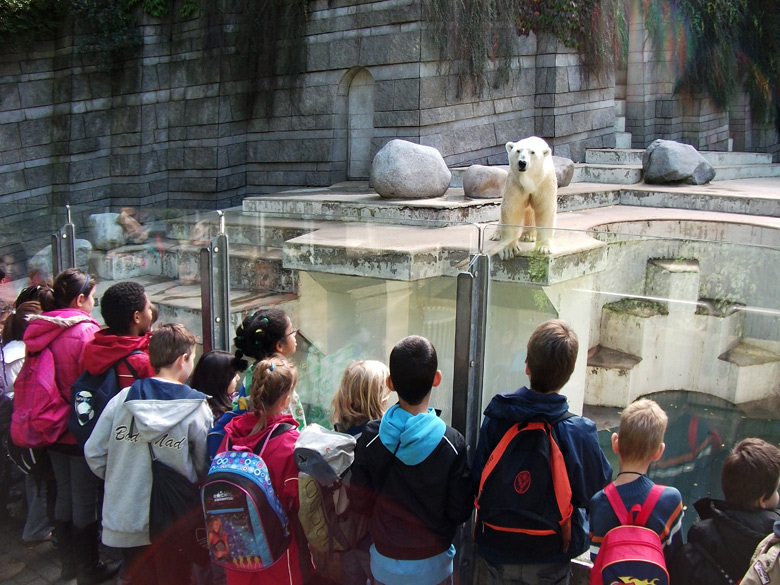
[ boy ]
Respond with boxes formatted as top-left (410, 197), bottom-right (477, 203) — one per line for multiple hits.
top-left (473, 319), bottom-right (612, 585)
top-left (81, 281), bottom-right (156, 388)
top-left (668, 438), bottom-right (780, 584)
top-left (85, 323), bottom-right (211, 585)
top-left (350, 335), bottom-right (473, 585)
top-left (589, 399), bottom-right (683, 562)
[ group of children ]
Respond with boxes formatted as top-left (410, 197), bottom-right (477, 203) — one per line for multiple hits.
top-left (4, 268), bottom-right (780, 585)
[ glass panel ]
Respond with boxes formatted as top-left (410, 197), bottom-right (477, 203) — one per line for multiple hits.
top-left (484, 218), bottom-right (780, 535)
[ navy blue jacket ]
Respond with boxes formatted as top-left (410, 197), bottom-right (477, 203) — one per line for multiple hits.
top-left (472, 386), bottom-right (612, 565)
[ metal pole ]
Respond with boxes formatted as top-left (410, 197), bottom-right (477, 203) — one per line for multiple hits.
top-left (52, 204), bottom-right (76, 275)
top-left (200, 212), bottom-right (231, 352)
top-left (452, 250), bottom-right (490, 585)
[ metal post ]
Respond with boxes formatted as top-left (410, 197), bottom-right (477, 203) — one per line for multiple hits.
top-left (52, 205), bottom-right (76, 274)
top-left (200, 211), bottom-right (231, 352)
top-left (452, 250), bottom-right (490, 585)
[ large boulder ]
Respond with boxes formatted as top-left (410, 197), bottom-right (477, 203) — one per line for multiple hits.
top-left (553, 156), bottom-right (575, 187)
top-left (463, 165), bottom-right (508, 199)
top-left (88, 213), bottom-right (127, 251)
top-left (370, 140), bottom-right (451, 199)
top-left (643, 139), bottom-right (716, 185)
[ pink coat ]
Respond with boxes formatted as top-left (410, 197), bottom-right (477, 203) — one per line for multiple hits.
top-left (23, 308), bottom-right (99, 445)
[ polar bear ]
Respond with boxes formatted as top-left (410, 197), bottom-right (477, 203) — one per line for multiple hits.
top-left (490, 136), bottom-right (557, 259)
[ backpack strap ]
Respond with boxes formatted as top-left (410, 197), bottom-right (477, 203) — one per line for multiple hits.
top-left (118, 349), bottom-right (142, 380)
top-left (226, 422), bottom-right (294, 456)
top-left (604, 482), bottom-right (664, 527)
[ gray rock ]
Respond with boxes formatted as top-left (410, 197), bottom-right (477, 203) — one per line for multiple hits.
top-left (463, 165), bottom-right (508, 199)
top-left (643, 139), bottom-right (716, 185)
top-left (29, 239), bottom-right (93, 282)
top-left (370, 140), bottom-right (451, 199)
top-left (88, 213), bottom-right (128, 251)
top-left (553, 156), bottom-right (575, 187)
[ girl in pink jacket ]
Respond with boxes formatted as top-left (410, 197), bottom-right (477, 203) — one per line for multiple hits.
top-left (22, 268), bottom-right (118, 585)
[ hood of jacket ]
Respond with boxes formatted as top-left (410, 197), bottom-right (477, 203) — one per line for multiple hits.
top-left (378, 404), bottom-right (446, 466)
top-left (124, 377), bottom-right (208, 442)
top-left (82, 330), bottom-right (151, 375)
top-left (695, 497), bottom-right (780, 542)
top-left (23, 309), bottom-right (98, 353)
top-left (223, 411), bottom-right (298, 452)
top-left (483, 385), bottom-right (570, 422)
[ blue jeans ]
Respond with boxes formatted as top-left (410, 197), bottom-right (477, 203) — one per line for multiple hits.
top-left (485, 560), bottom-right (571, 585)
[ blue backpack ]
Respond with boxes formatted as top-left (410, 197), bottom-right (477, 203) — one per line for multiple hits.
top-left (68, 350), bottom-right (141, 447)
top-left (201, 423), bottom-right (294, 572)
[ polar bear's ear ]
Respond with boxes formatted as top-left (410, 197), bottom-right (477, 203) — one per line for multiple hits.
top-left (542, 147), bottom-right (551, 156)
top-left (505, 142), bottom-right (514, 153)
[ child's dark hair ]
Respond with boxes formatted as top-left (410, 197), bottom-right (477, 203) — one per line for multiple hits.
top-left (388, 335), bottom-right (437, 406)
top-left (2, 301), bottom-right (42, 342)
top-left (190, 350), bottom-right (247, 417)
top-left (250, 354), bottom-right (298, 433)
top-left (722, 438), bottom-right (780, 509)
top-left (101, 281), bottom-right (148, 334)
top-left (526, 319), bottom-right (578, 393)
top-left (40, 268), bottom-right (96, 312)
top-left (234, 308), bottom-right (288, 363)
top-left (149, 323), bottom-right (199, 371)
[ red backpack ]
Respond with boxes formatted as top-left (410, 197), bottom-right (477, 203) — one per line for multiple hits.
top-left (11, 346), bottom-right (70, 448)
top-left (589, 483), bottom-right (669, 585)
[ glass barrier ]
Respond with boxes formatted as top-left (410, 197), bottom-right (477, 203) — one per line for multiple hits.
top-left (484, 220), bottom-right (780, 535)
top-left (59, 201), bottom-right (482, 430)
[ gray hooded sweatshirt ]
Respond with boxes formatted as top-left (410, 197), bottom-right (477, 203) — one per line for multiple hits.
top-left (85, 377), bottom-right (211, 548)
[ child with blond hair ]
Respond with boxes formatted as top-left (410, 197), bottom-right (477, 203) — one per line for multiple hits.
top-left (332, 359), bottom-right (392, 436)
top-left (589, 398), bottom-right (684, 563)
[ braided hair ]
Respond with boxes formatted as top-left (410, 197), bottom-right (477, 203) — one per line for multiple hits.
top-left (250, 354), bottom-right (298, 434)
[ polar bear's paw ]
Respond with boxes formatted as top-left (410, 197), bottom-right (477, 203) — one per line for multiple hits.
top-left (489, 229), bottom-right (502, 242)
top-left (534, 242), bottom-right (552, 254)
top-left (520, 232), bottom-right (536, 243)
top-left (497, 241), bottom-right (522, 260)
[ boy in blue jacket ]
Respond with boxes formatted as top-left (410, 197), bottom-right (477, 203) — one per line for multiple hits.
top-left (350, 335), bottom-right (473, 585)
top-left (473, 319), bottom-right (612, 585)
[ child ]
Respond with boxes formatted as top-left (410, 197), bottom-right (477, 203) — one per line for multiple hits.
top-left (332, 359), bottom-right (392, 435)
top-left (473, 319), bottom-right (612, 585)
top-left (81, 281), bottom-right (156, 389)
top-left (233, 309), bottom-right (305, 425)
top-left (190, 349), bottom-right (245, 420)
top-left (85, 323), bottom-right (212, 585)
top-left (669, 438), bottom-right (780, 584)
top-left (350, 335), bottom-right (473, 585)
top-left (589, 399), bottom-right (683, 563)
top-left (217, 354), bottom-right (314, 585)
top-left (331, 360), bottom-right (392, 585)
top-left (21, 268), bottom-right (111, 583)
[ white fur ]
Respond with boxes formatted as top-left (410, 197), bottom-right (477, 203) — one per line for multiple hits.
top-left (490, 136), bottom-right (558, 258)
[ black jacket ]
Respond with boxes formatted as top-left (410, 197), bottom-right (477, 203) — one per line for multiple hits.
top-left (669, 497), bottom-right (780, 584)
top-left (350, 417), bottom-right (473, 561)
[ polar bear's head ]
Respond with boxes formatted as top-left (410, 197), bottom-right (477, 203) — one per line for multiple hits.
top-left (506, 136), bottom-right (551, 174)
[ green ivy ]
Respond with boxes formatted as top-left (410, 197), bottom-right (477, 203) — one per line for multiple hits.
top-left (0, 0), bottom-right (64, 44)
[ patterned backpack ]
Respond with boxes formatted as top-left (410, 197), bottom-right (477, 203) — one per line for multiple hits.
top-left (201, 423), bottom-right (293, 571)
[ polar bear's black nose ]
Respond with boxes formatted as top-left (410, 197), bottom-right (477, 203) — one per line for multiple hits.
top-left (517, 160), bottom-right (527, 171)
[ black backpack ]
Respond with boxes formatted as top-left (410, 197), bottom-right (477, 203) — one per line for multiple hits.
top-left (67, 350), bottom-right (141, 446)
top-left (474, 411), bottom-right (576, 556)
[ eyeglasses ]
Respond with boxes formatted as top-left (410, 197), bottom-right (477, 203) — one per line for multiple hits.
top-left (285, 328), bottom-right (298, 338)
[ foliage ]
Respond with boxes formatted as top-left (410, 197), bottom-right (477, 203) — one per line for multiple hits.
top-left (428, 0), bottom-right (624, 95)
top-left (0, 0), bottom-right (64, 43)
top-left (646, 0), bottom-right (780, 134)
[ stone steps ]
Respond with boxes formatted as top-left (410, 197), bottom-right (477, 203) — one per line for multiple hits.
top-left (576, 148), bottom-right (780, 184)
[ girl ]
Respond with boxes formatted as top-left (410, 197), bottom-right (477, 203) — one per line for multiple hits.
top-left (218, 354), bottom-right (314, 585)
top-left (190, 349), bottom-right (245, 420)
top-left (233, 308), bottom-right (306, 426)
top-left (331, 360), bottom-right (392, 436)
top-left (331, 360), bottom-right (392, 585)
top-left (22, 268), bottom-right (118, 584)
